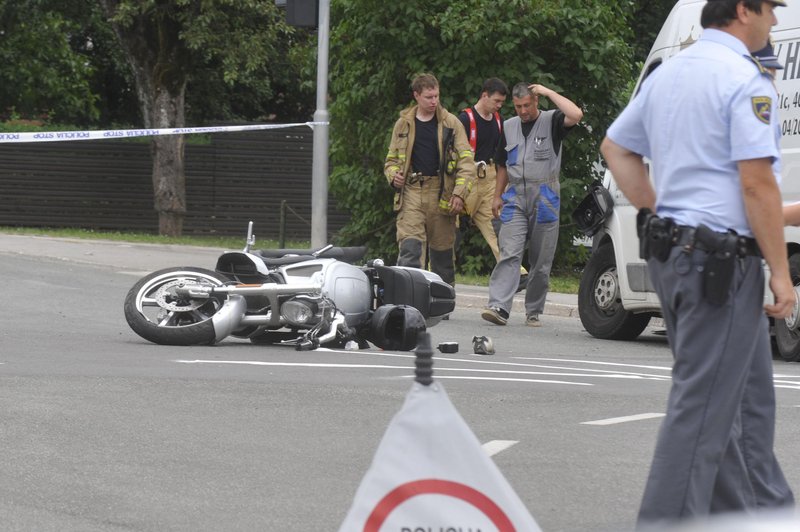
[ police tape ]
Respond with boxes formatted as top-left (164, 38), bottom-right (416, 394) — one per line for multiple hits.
top-left (0, 121), bottom-right (328, 144)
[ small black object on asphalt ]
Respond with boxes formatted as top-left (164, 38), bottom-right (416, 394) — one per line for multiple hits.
top-left (437, 342), bottom-right (459, 354)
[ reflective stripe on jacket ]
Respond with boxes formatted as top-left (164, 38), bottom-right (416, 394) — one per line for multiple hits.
top-left (384, 104), bottom-right (476, 211)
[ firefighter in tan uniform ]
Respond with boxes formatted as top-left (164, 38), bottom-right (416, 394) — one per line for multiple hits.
top-left (384, 73), bottom-right (476, 285)
top-left (459, 78), bottom-right (528, 288)
top-left (459, 78), bottom-right (507, 262)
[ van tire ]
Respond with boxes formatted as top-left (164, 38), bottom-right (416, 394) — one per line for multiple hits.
top-left (578, 243), bottom-right (650, 340)
top-left (773, 253), bottom-right (800, 362)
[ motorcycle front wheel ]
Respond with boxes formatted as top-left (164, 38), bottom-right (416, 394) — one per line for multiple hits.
top-left (124, 267), bottom-right (230, 346)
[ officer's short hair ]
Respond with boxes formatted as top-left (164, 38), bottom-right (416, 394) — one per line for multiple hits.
top-left (482, 78), bottom-right (508, 98)
top-left (701, 0), bottom-right (769, 29)
top-left (511, 82), bottom-right (532, 100)
top-left (411, 73), bottom-right (439, 94)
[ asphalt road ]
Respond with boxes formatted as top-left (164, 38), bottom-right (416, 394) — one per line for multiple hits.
top-left (2, 237), bottom-right (800, 531)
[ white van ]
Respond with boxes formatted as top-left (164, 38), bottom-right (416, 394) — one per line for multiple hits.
top-left (577, 0), bottom-right (800, 361)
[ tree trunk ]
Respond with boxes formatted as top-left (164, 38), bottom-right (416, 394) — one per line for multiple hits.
top-left (149, 89), bottom-right (186, 237)
top-left (98, 0), bottom-right (189, 236)
top-left (152, 135), bottom-right (186, 236)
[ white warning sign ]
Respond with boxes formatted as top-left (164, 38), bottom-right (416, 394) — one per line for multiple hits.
top-left (338, 382), bottom-right (540, 532)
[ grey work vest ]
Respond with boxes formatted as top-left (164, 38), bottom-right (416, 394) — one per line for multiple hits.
top-left (503, 110), bottom-right (562, 188)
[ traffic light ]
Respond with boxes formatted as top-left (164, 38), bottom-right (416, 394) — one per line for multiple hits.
top-left (276, 0), bottom-right (318, 28)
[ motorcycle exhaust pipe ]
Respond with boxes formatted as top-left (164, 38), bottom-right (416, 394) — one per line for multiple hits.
top-left (211, 295), bottom-right (248, 343)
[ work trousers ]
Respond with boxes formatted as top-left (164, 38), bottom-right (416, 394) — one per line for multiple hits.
top-left (638, 247), bottom-right (793, 527)
top-left (396, 176), bottom-right (457, 285)
top-left (487, 182), bottom-right (559, 316)
top-left (464, 164), bottom-right (501, 261)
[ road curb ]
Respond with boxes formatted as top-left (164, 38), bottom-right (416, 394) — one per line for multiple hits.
top-left (455, 287), bottom-right (579, 319)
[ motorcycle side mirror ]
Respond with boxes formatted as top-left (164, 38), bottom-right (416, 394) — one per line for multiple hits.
top-left (312, 244), bottom-right (334, 257)
top-left (243, 221), bottom-right (256, 253)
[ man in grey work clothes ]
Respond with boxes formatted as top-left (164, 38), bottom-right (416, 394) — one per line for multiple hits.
top-left (480, 82), bottom-right (583, 327)
top-left (601, 0), bottom-right (795, 527)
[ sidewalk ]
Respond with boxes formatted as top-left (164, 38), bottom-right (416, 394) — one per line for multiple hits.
top-left (455, 283), bottom-right (579, 319)
top-left (0, 233), bottom-right (580, 319)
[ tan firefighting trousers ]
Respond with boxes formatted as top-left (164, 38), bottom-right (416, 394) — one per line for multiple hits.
top-left (464, 164), bottom-right (500, 261)
top-left (396, 175), bottom-right (456, 285)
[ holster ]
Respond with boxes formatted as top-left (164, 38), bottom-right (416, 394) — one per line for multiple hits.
top-left (695, 224), bottom-right (737, 306)
top-left (637, 208), bottom-right (675, 262)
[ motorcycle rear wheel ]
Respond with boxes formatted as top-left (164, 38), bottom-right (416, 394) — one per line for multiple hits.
top-left (124, 267), bottom-right (229, 346)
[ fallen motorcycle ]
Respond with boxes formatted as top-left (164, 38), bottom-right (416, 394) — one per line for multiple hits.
top-left (123, 222), bottom-right (455, 350)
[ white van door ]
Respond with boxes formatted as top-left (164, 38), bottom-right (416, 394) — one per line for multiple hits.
top-left (576, 0), bottom-right (800, 362)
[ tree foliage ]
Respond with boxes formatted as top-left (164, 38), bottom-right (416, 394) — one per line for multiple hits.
top-left (327, 0), bottom-right (635, 272)
top-left (630, 0), bottom-right (678, 64)
top-left (0, 0), bottom-right (676, 251)
top-left (0, 0), bottom-right (103, 124)
top-left (96, 0), bottom-right (311, 235)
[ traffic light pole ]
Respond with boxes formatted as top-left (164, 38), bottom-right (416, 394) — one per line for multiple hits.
top-left (311, 0), bottom-right (330, 248)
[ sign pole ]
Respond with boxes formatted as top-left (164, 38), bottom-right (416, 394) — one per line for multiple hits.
top-left (311, 0), bottom-right (330, 248)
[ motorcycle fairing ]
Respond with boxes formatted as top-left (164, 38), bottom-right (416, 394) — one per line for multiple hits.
top-left (215, 251), bottom-right (272, 283)
top-left (283, 259), bottom-right (371, 327)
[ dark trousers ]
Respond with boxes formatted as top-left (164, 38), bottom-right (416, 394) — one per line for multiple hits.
top-left (638, 248), bottom-right (793, 527)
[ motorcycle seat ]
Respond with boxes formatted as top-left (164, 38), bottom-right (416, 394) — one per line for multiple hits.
top-left (253, 246), bottom-right (368, 265)
top-left (256, 254), bottom-right (319, 267)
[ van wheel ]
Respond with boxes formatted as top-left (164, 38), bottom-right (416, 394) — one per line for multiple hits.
top-left (578, 243), bottom-right (650, 340)
top-left (773, 254), bottom-right (800, 362)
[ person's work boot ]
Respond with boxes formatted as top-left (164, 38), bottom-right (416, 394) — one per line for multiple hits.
top-left (481, 306), bottom-right (508, 326)
top-left (526, 314), bottom-right (541, 327)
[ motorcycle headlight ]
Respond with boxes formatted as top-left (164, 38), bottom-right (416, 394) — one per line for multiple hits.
top-left (281, 299), bottom-right (320, 327)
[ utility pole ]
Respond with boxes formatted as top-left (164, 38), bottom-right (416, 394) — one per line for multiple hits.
top-left (277, 0), bottom-right (329, 248)
top-left (311, 0), bottom-right (330, 248)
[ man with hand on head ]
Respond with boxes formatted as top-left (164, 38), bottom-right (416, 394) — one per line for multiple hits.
top-left (481, 82), bottom-right (583, 327)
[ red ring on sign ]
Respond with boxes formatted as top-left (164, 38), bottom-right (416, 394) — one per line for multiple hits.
top-left (363, 478), bottom-right (515, 532)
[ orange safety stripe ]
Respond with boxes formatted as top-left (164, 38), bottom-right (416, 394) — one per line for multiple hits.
top-left (463, 108), bottom-right (502, 153)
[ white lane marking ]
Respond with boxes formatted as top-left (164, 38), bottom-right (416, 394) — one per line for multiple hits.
top-left (514, 357), bottom-right (672, 372)
top-left (775, 377), bottom-right (800, 391)
top-left (482, 440), bottom-right (518, 457)
top-left (320, 351), bottom-right (800, 389)
top-left (176, 360), bottom-right (409, 370)
top-left (333, 351), bottom-right (671, 381)
top-left (175, 360), bottom-right (592, 386)
top-left (407, 375), bottom-right (592, 386)
top-left (581, 413), bottom-right (665, 426)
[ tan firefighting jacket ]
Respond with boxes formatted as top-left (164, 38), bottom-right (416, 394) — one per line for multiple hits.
top-left (384, 104), bottom-right (476, 212)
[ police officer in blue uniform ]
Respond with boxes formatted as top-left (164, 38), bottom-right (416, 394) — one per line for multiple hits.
top-left (601, 0), bottom-right (795, 527)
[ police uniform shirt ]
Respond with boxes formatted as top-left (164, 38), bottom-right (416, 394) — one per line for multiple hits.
top-left (607, 28), bottom-right (780, 237)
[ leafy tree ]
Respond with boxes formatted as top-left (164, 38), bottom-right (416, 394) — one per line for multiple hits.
top-left (327, 0), bottom-right (635, 273)
top-left (630, 0), bottom-right (678, 63)
top-left (0, 0), bottom-right (101, 124)
top-left (96, 0), bottom-right (304, 235)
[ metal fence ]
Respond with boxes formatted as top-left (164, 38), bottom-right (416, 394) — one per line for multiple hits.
top-left (0, 126), bottom-right (348, 239)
